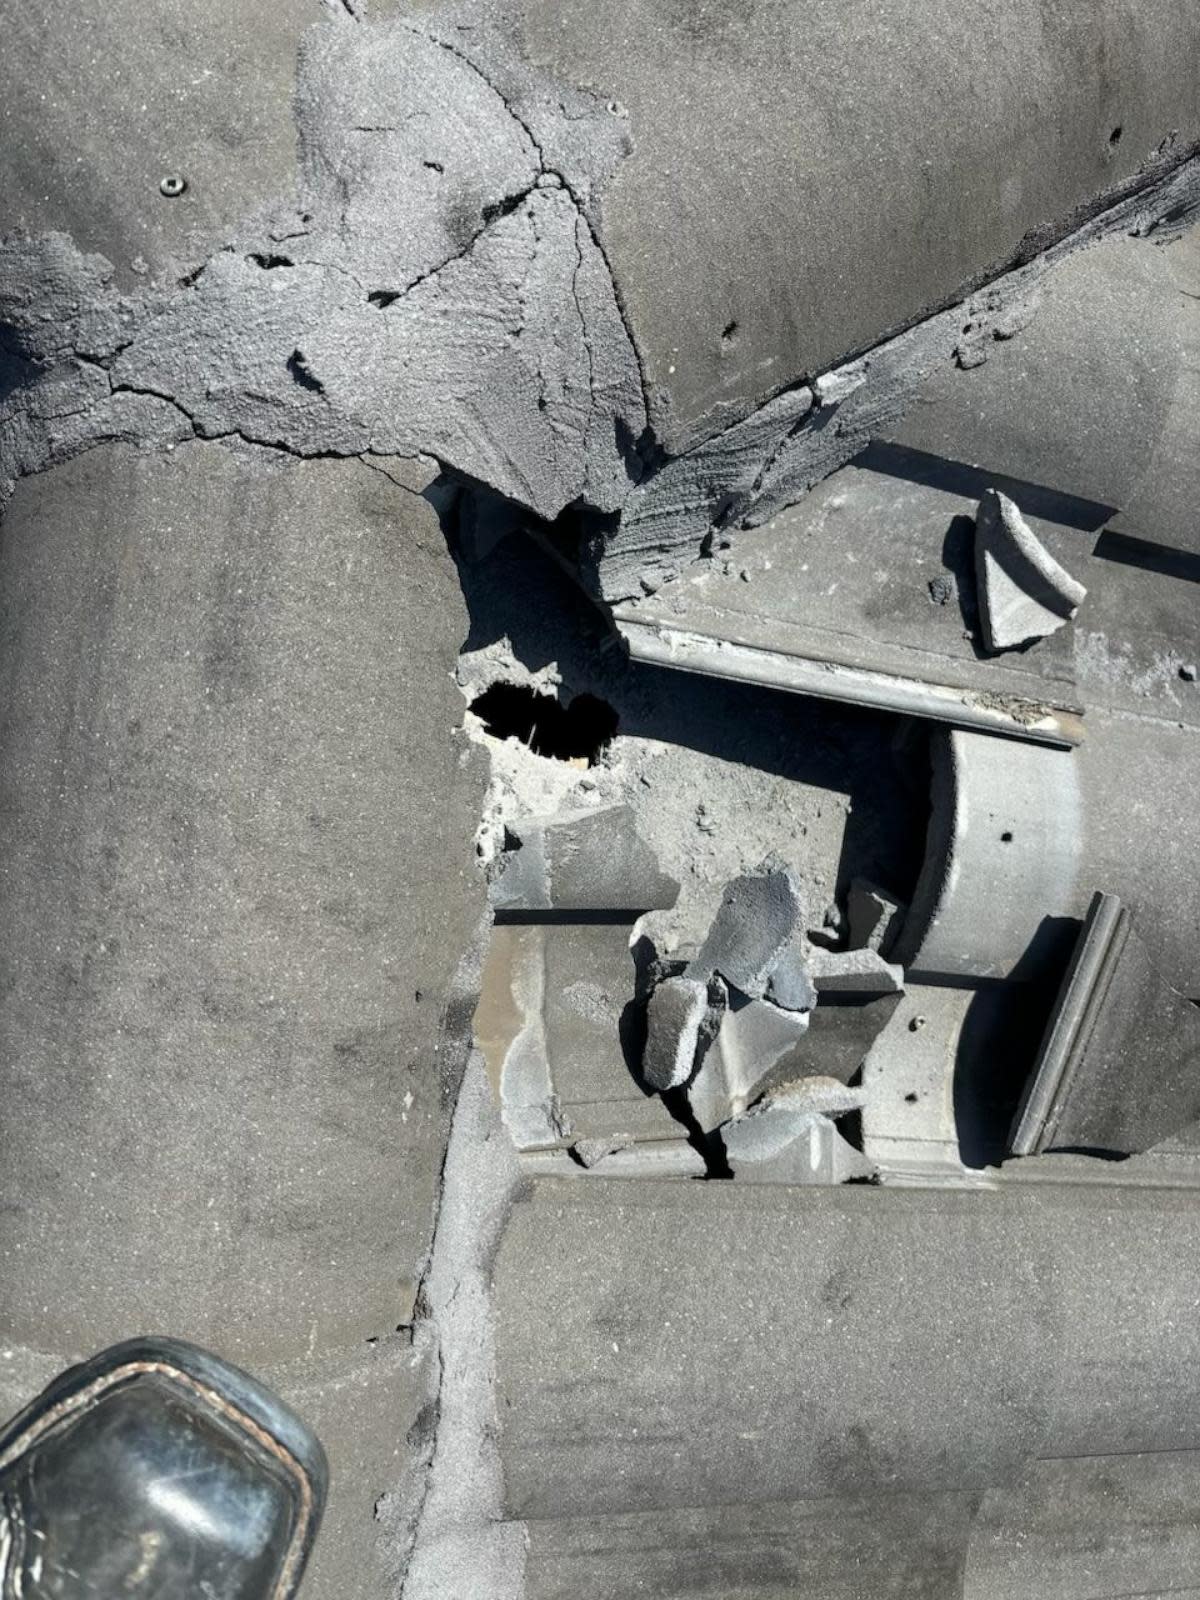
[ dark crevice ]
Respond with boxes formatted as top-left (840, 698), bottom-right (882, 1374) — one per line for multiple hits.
top-left (662, 1087), bottom-right (732, 1178)
top-left (480, 190), bottom-right (531, 226)
top-left (248, 252), bottom-right (294, 270)
top-left (368, 290), bottom-right (402, 308)
top-left (286, 348), bottom-right (324, 393)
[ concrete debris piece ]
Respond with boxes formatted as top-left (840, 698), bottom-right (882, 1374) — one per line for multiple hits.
top-left (687, 995), bottom-right (811, 1133)
top-left (975, 489), bottom-right (1087, 653)
top-left (847, 879), bottom-right (908, 954)
top-left (492, 804), bottom-right (679, 914)
top-left (806, 946), bottom-right (905, 994)
top-left (1010, 892), bottom-right (1200, 1158)
top-left (688, 863), bottom-right (806, 998)
top-left (642, 976), bottom-right (711, 1092)
top-left (571, 1136), bottom-right (634, 1168)
top-left (722, 1077), bottom-right (864, 1159)
top-left (726, 1112), bottom-right (877, 1187)
top-left (762, 931), bottom-right (818, 1013)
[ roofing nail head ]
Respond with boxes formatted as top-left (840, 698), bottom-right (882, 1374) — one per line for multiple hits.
top-left (159, 175), bottom-right (187, 198)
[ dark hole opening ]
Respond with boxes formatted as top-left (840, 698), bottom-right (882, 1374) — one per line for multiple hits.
top-left (1000, 830), bottom-right (1014, 843)
top-left (1109, 125), bottom-right (1123, 145)
top-left (469, 682), bottom-right (618, 764)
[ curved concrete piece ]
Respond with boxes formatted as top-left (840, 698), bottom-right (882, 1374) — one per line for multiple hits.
top-left (975, 489), bottom-right (1087, 653)
top-left (897, 719), bottom-right (1200, 996)
top-left (892, 729), bottom-right (1084, 982)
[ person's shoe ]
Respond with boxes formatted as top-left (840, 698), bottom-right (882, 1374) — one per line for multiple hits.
top-left (0, 1336), bottom-right (326, 1598)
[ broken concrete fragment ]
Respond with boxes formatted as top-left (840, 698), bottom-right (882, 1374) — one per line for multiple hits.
top-left (722, 1077), bottom-right (865, 1163)
top-left (847, 879), bottom-right (908, 955)
top-left (492, 804), bottom-right (679, 913)
top-left (723, 1100), bottom-right (876, 1190)
top-left (572, 1135), bottom-right (634, 1169)
top-left (687, 995), bottom-right (811, 1133)
top-left (806, 947), bottom-right (905, 995)
top-left (975, 489), bottom-right (1087, 653)
top-left (642, 976), bottom-right (710, 1092)
top-left (762, 932), bottom-right (818, 1013)
top-left (688, 863), bottom-right (806, 998)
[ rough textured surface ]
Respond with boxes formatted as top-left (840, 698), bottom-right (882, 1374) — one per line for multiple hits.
top-left (0, 14), bottom-right (646, 526)
top-left (0, 0), bottom-right (317, 289)
top-left (0, 441), bottom-right (487, 1358)
top-left (523, 1493), bottom-right (978, 1600)
top-left (517, 0), bottom-right (1200, 454)
top-left (266, 1338), bottom-right (437, 1600)
top-left (495, 1179), bottom-right (1200, 1520)
top-left (401, 1053), bottom-right (526, 1600)
top-left (688, 865), bottom-right (808, 997)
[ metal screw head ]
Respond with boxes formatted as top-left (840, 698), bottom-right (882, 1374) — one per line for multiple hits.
top-left (159, 175), bottom-right (187, 198)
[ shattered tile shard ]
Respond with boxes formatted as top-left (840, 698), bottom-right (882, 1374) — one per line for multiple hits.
top-left (687, 863), bottom-right (806, 998)
top-left (642, 975), bottom-right (711, 1091)
top-left (687, 995), bottom-right (812, 1132)
top-left (975, 489), bottom-right (1087, 653)
top-left (763, 932), bottom-right (818, 1013)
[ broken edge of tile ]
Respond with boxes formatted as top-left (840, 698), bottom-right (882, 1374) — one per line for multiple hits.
top-left (975, 488), bottom-right (1087, 654)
